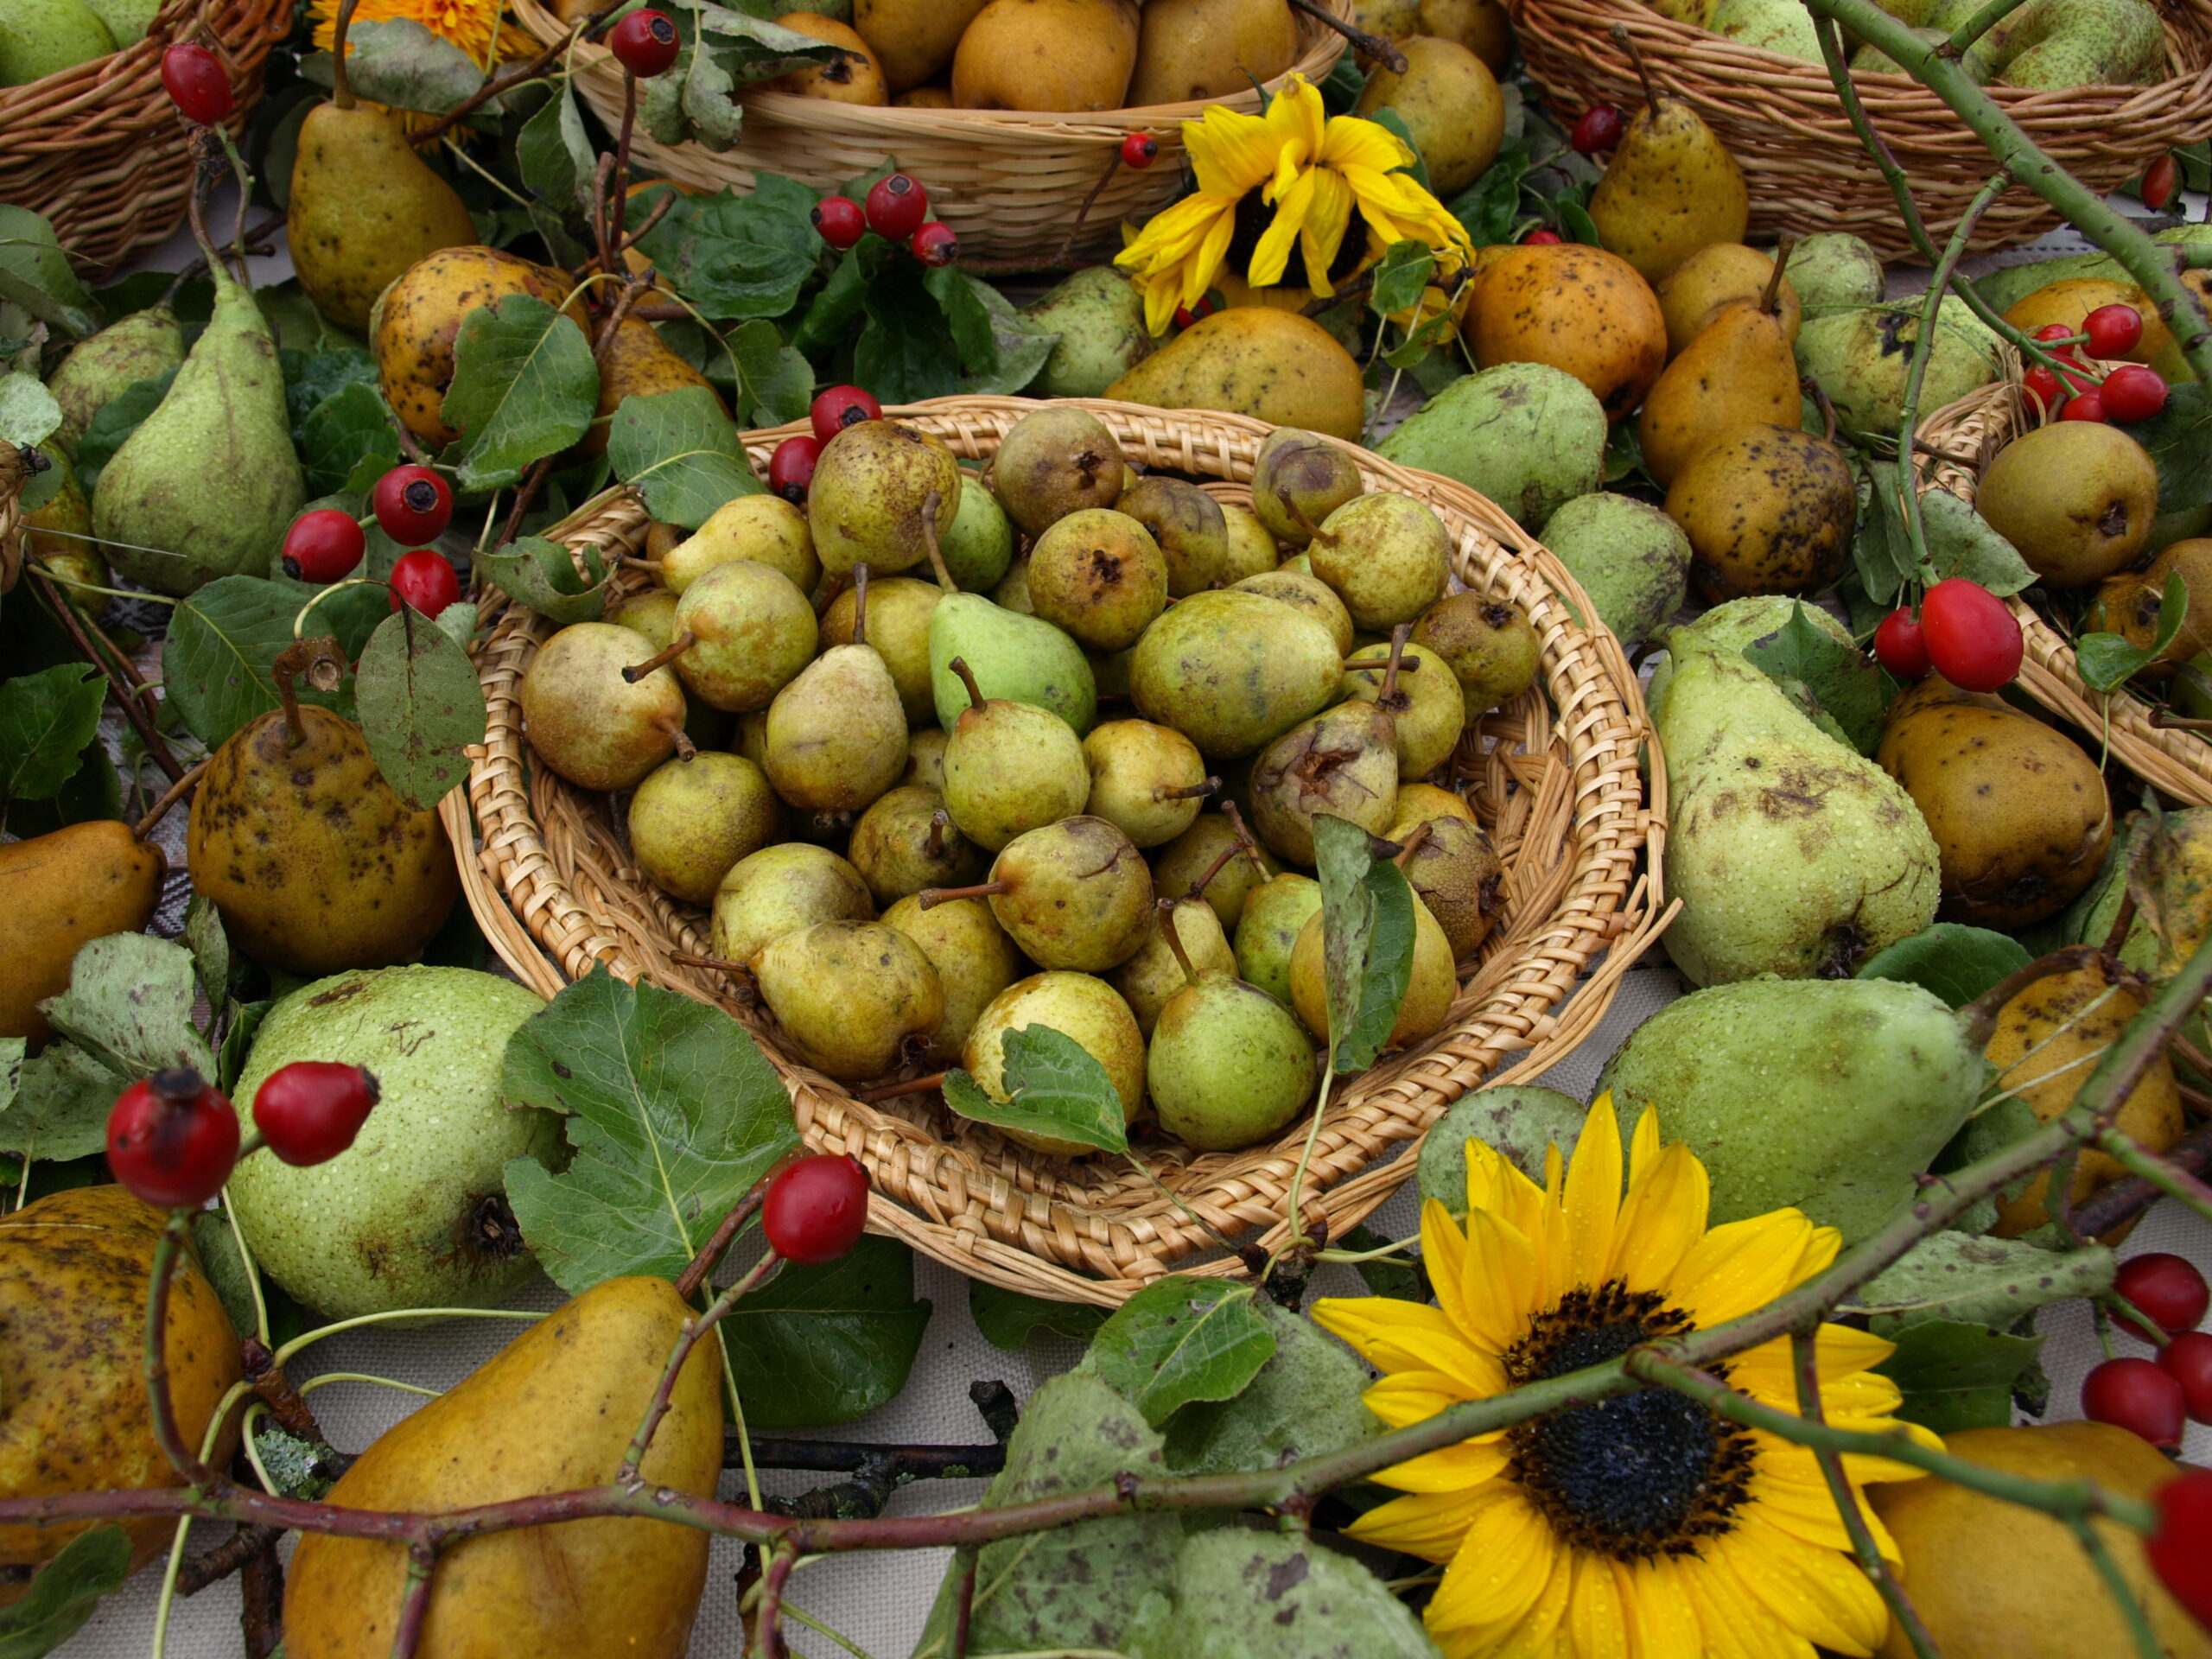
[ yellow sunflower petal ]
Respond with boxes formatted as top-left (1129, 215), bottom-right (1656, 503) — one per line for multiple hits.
top-left (1116, 194), bottom-right (1234, 276)
top-left (1370, 1437), bottom-right (1514, 1493)
top-left (1346, 1484), bottom-right (1499, 1562)
top-left (1363, 1369), bottom-right (1481, 1428)
top-left (1425, 1486), bottom-right (1557, 1637)
top-left (1313, 1294), bottom-right (1501, 1394)
top-left (1751, 1425), bottom-right (1935, 1496)
top-left (1264, 73), bottom-right (1329, 162)
top-left (1610, 1138), bottom-right (1710, 1294)
top-left (1248, 168), bottom-right (1314, 290)
top-left (1676, 1546), bottom-right (1819, 1659)
top-left (1184, 105), bottom-right (1281, 196)
top-left (1567, 1549), bottom-right (1630, 1659)
top-left (1563, 1094), bottom-right (1624, 1290)
top-left (1183, 208), bottom-right (1240, 313)
top-left (1728, 1325), bottom-right (1897, 1400)
top-left (1295, 167), bottom-right (1356, 296)
top-left (1319, 109), bottom-right (1417, 174)
top-left (1459, 1205), bottom-right (1543, 1352)
top-left (1754, 1456), bottom-right (1906, 1562)
top-left (1423, 1197), bottom-right (1475, 1336)
top-left (1440, 1522), bottom-right (1575, 1659)
top-left (1621, 1556), bottom-right (1703, 1659)
top-left (1669, 1211), bottom-right (1821, 1328)
top-left (1722, 1515), bottom-right (1891, 1657)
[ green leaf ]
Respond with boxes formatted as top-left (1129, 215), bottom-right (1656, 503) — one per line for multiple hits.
top-left (0, 207), bottom-right (98, 338)
top-left (925, 266), bottom-right (1058, 395)
top-left (1557, 195), bottom-right (1601, 246)
top-left (191, 1206), bottom-right (264, 1346)
top-left (633, 175), bottom-right (822, 321)
top-left (1850, 1232), bottom-right (2115, 1332)
top-left (2076, 630), bottom-right (2155, 693)
top-left (474, 534), bottom-right (609, 624)
top-left (1873, 1319), bottom-right (2044, 1434)
top-left (0, 1523), bottom-right (132, 1657)
top-left (162, 575), bottom-right (389, 748)
top-left (1445, 141), bottom-right (1530, 248)
top-left (724, 1235), bottom-right (931, 1427)
top-left (1853, 461), bottom-right (1915, 607)
top-left (353, 605), bottom-right (487, 810)
top-left (442, 296), bottom-right (599, 491)
top-left (297, 379), bottom-right (402, 500)
top-left (969, 1280), bottom-right (1108, 1351)
top-left (1, 1043), bottom-right (123, 1163)
top-left (39, 932), bottom-right (214, 1083)
top-left (1919, 490), bottom-right (2034, 597)
top-left (1334, 1220), bottom-right (1429, 1302)
top-left (282, 344), bottom-right (378, 428)
top-left (0, 663), bottom-right (105, 807)
top-left (1160, 1301), bottom-right (1381, 1475)
top-left (855, 273), bottom-right (963, 403)
top-left (720, 318), bottom-right (814, 427)
top-left (0, 372), bottom-right (60, 448)
top-left (1854, 923), bottom-right (2031, 1008)
top-left (515, 80), bottom-right (594, 218)
top-left (500, 964), bottom-right (801, 1292)
top-left (1738, 599), bottom-right (1893, 754)
top-left (942, 1027), bottom-right (1130, 1154)
top-left (72, 371), bottom-right (175, 497)
top-left (1934, 1095), bottom-right (2043, 1207)
top-left (0, 1039), bottom-right (19, 1122)
top-left (643, 0), bottom-right (844, 150)
top-left (1089, 1277), bottom-right (1277, 1427)
top-left (1368, 238), bottom-right (1437, 321)
top-left (2128, 379), bottom-right (2212, 517)
top-left (313, 18), bottom-right (499, 116)
top-left (1312, 812), bottom-right (1417, 1072)
top-left (790, 240), bottom-right (874, 356)
top-left (606, 385), bottom-right (761, 529)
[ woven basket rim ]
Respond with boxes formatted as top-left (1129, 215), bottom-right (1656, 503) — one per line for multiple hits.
top-left (451, 396), bottom-right (1664, 1306)
top-left (0, 0), bottom-right (215, 119)
top-left (1916, 375), bottom-right (2212, 806)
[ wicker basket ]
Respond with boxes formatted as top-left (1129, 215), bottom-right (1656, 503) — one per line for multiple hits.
top-left (0, 0), bottom-right (289, 276)
top-left (1510, 0), bottom-right (2212, 261)
top-left (1915, 376), bottom-right (2212, 804)
top-left (444, 397), bottom-right (1665, 1306)
top-left (507, 0), bottom-right (1349, 264)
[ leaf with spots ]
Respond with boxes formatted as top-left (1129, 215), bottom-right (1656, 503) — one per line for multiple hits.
top-left (1313, 812), bottom-right (1416, 1073)
top-left (353, 604), bottom-right (488, 810)
top-left (722, 1235), bottom-right (931, 1427)
top-left (39, 932), bottom-right (213, 1084)
top-left (1088, 1277), bottom-right (1277, 1428)
top-left (1847, 1231), bottom-right (2114, 1332)
top-left (162, 574), bottom-right (388, 749)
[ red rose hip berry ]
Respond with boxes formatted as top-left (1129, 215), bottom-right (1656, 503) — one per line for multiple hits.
top-left (767, 435), bottom-right (821, 503)
top-left (107, 1069), bottom-right (240, 1210)
top-left (372, 464), bottom-right (453, 544)
top-left (864, 174), bottom-right (928, 242)
top-left (2083, 302), bottom-right (2146, 359)
top-left (761, 1153), bottom-right (871, 1265)
top-left (1873, 607), bottom-right (1930, 679)
top-left (2102, 364), bottom-right (2170, 423)
top-left (812, 195), bottom-right (865, 251)
top-left (1121, 131), bottom-right (1160, 168)
top-left (1919, 576), bottom-right (2022, 691)
top-left (1522, 227), bottom-right (1563, 245)
top-left (2147, 1469), bottom-right (2212, 1630)
top-left (162, 43), bottom-right (233, 125)
top-left (389, 550), bottom-right (461, 615)
top-left (910, 222), bottom-right (958, 267)
top-left (810, 385), bottom-right (882, 442)
top-left (2083, 1356), bottom-right (2189, 1448)
top-left (2063, 390), bottom-right (2109, 423)
top-left (2158, 1329), bottom-right (2212, 1424)
top-left (609, 9), bottom-right (680, 77)
top-left (282, 509), bottom-right (366, 583)
top-left (2022, 364), bottom-right (2065, 415)
top-left (1569, 105), bottom-right (1623, 154)
top-left (2115, 1252), bottom-right (2210, 1340)
top-left (253, 1062), bottom-right (381, 1166)
top-left (2144, 152), bottom-right (2182, 213)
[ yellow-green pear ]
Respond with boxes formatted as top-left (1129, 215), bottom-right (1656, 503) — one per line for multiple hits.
top-left (1637, 263), bottom-right (1801, 488)
top-left (1587, 74), bottom-right (1749, 284)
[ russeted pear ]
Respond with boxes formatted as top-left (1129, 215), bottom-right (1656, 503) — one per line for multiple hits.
top-left (1148, 961), bottom-right (1319, 1151)
top-left (1977, 421), bottom-right (2158, 588)
top-left (658, 557), bottom-right (817, 711)
top-left (1667, 424), bottom-right (1856, 601)
top-left (1288, 899), bottom-right (1458, 1050)
top-left (1586, 71), bottom-right (1749, 284)
top-left (1877, 675), bottom-right (2112, 929)
top-left (1251, 683), bottom-right (1402, 868)
top-left (1234, 871), bottom-right (1321, 1005)
top-left (1656, 243), bottom-right (1802, 356)
top-left (763, 569), bottom-right (910, 817)
top-left (928, 815), bottom-right (1154, 971)
top-left (1250, 427), bottom-right (1364, 548)
top-left (1084, 718), bottom-right (1217, 847)
top-left (2089, 537), bottom-right (2212, 672)
top-left (283, 1276), bottom-right (722, 1659)
top-left (1307, 492), bottom-right (1450, 631)
top-left (1656, 630), bottom-right (1939, 984)
top-left (1598, 976), bottom-right (1984, 1241)
top-left (660, 493), bottom-right (818, 595)
top-left (712, 842), bottom-right (873, 964)
top-left (520, 621), bottom-right (688, 791)
top-left (626, 752), bottom-right (780, 906)
top-left (46, 303), bottom-right (181, 457)
top-left (374, 246), bottom-right (585, 448)
top-left (807, 421), bottom-right (961, 576)
top-left (823, 575), bottom-right (941, 725)
top-left (93, 264), bottom-right (305, 595)
top-left (988, 404), bottom-right (1126, 535)
top-left (1218, 502), bottom-right (1280, 581)
top-left (849, 784), bottom-right (984, 902)
top-left (1130, 590), bottom-right (1343, 758)
top-left (1154, 810), bottom-right (1281, 928)
top-left (753, 919), bottom-right (944, 1078)
top-left (770, 11), bottom-right (887, 100)
top-left (1027, 507), bottom-right (1169, 651)
top-left (1412, 591), bottom-right (1540, 715)
top-left (950, 0), bottom-right (1138, 110)
top-left (1781, 231), bottom-right (1885, 311)
top-left (927, 591), bottom-right (1098, 734)
top-left (1353, 34), bottom-right (1504, 195)
top-left (1389, 813), bottom-right (1503, 958)
top-left (1236, 569), bottom-right (1356, 654)
top-left (288, 24), bottom-right (475, 335)
top-left (940, 657), bottom-right (1091, 850)
top-left (579, 319), bottom-right (726, 459)
top-left (1117, 475), bottom-right (1228, 598)
top-left (963, 971), bottom-right (1147, 1155)
top-left (1539, 491), bottom-right (1691, 650)
top-left (1343, 638), bottom-right (1465, 779)
top-left (0, 822), bottom-right (162, 1046)
top-left (1463, 244), bottom-right (1669, 422)
top-left (1112, 897), bottom-right (1236, 1034)
top-left (1637, 252), bottom-right (1802, 488)
top-left (883, 893), bottom-right (1024, 1063)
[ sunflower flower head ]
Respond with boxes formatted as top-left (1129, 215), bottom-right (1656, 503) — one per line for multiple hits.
top-left (1313, 1096), bottom-right (1942, 1659)
top-left (311, 0), bottom-right (530, 130)
top-left (1114, 74), bottom-right (1475, 337)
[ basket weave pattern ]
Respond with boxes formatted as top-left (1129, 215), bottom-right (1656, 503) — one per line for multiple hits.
top-left (446, 397), bottom-right (1662, 1306)
top-left (0, 0), bottom-right (289, 274)
top-left (508, 0), bottom-right (1349, 264)
top-left (1916, 376), bottom-right (2212, 804)
top-left (1510, 0), bottom-right (2212, 261)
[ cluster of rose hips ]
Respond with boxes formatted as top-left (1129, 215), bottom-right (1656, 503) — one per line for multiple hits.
top-left (1872, 577), bottom-right (2024, 692)
top-left (763, 384), bottom-right (883, 504)
top-left (2081, 1252), bottom-right (2212, 1449)
top-left (281, 463), bottom-right (462, 616)
top-left (2020, 308), bottom-right (2171, 425)
top-left (810, 173), bottom-right (958, 269)
top-left (106, 1062), bottom-right (381, 1209)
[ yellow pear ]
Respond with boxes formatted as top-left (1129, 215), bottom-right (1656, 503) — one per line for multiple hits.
top-left (951, 0), bottom-right (1139, 110)
top-left (1587, 66), bottom-right (1749, 284)
top-left (2002, 276), bottom-right (2167, 365)
top-left (1464, 241), bottom-right (1667, 422)
top-left (853, 0), bottom-right (989, 91)
top-left (0, 820), bottom-right (162, 1046)
top-left (1109, 307), bottom-right (1365, 440)
top-left (1129, 0), bottom-right (1298, 105)
top-left (1354, 35), bottom-right (1503, 196)
top-left (1637, 256), bottom-right (1802, 488)
top-left (770, 12), bottom-right (888, 102)
top-left (284, 1276), bottom-right (723, 1659)
top-left (578, 316), bottom-right (728, 459)
top-left (1656, 242), bottom-right (1801, 356)
top-left (1419, 0), bottom-right (1510, 69)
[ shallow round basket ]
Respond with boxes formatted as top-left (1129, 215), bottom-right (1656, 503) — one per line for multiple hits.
top-left (1916, 375), bottom-right (2212, 804)
top-left (0, 0), bottom-right (289, 275)
top-left (447, 396), bottom-right (1663, 1306)
top-left (507, 0), bottom-right (1348, 264)
top-left (1510, 0), bottom-right (2212, 261)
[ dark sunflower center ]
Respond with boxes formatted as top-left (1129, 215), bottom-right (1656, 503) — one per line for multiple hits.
top-left (1225, 191), bottom-right (1370, 291)
top-left (1503, 1282), bottom-right (1756, 1562)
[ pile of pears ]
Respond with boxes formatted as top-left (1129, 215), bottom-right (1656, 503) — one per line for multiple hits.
top-left (517, 403), bottom-right (1536, 1156)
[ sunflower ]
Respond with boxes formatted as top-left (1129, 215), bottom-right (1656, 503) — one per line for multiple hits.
top-left (1115, 73), bottom-right (1473, 337)
top-left (310, 0), bottom-right (531, 129)
top-left (1313, 1096), bottom-right (1941, 1659)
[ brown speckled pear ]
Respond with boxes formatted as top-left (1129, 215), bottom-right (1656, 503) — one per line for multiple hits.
top-left (1586, 38), bottom-right (1748, 284)
top-left (283, 1276), bottom-right (721, 1659)
top-left (375, 246), bottom-right (586, 447)
top-left (1464, 242), bottom-right (1667, 422)
top-left (576, 316), bottom-right (727, 459)
top-left (753, 919), bottom-right (944, 1078)
top-left (1667, 424), bottom-right (1856, 603)
top-left (1637, 246), bottom-right (1801, 488)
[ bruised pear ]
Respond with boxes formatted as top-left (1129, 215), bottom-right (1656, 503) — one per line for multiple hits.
top-left (374, 246), bottom-right (584, 448)
top-left (520, 621), bottom-right (689, 790)
top-left (1154, 810), bottom-right (1281, 929)
top-left (988, 404), bottom-right (1125, 535)
top-left (1027, 507), bottom-right (1168, 651)
top-left (1465, 242), bottom-right (1668, 421)
top-left (1667, 425), bottom-right (1856, 602)
top-left (1390, 813), bottom-right (1503, 959)
top-left (963, 971), bottom-right (1146, 1155)
top-left (1344, 638), bottom-right (1464, 779)
top-left (1117, 475), bottom-right (1228, 598)
top-left (1250, 427), bottom-right (1364, 548)
top-left (1412, 591), bottom-right (1540, 715)
top-left (882, 893), bottom-right (1024, 1063)
top-left (1250, 696), bottom-right (1401, 867)
top-left (849, 784), bottom-right (984, 902)
top-left (2088, 537), bottom-right (2212, 673)
top-left (807, 421), bottom-right (961, 577)
top-left (1308, 492), bottom-right (1450, 631)
top-left (753, 919), bottom-right (944, 1079)
top-left (1236, 569), bottom-right (1355, 654)
top-left (1233, 871), bottom-right (1322, 1005)
top-left (1978, 422), bottom-right (2158, 588)
top-left (935, 815), bottom-right (1154, 971)
top-left (579, 317), bottom-right (726, 459)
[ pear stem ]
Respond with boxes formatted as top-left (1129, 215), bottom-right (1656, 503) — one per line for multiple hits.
top-left (1610, 22), bottom-right (1663, 121)
top-left (330, 0), bottom-right (359, 111)
top-left (1379, 624), bottom-right (1411, 707)
top-left (1760, 237), bottom-right (1796, 315)
top-left (919, 491), bottom-right (959, 592)
top-left (270, 638), bottom-right (347, 751)
top-left (1152, 777), bottom-right (1221, 803)
top-left (1155, 899), bottom-right (1200, 986)
top-left (1280, 490), bottom-right (1336, 546)
top-left (622, 632), bottom-right (695, 683)
top-left (1341, 654), bottom-right (1420, 674)
top-left (1393, 822), bottom-right (1433, 868)
top-left (665, 721), bottom-right (697, 763)
top-left (857, 1071), bottom-right (950, 1102)
top-left (924, 810), bottom-right (950, 861)
top-left (132, 758), bottom-right (210, 842)
top-left (918, 881), bottom-right (1009, 910)
top-left (1187, 803), bottom-right (1261, 901)
top-left (948, 656), bottom-right (987, 715)
top-left (850, 563), bottom-right (870, 649)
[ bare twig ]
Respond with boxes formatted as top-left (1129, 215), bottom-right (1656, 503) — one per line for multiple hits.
top-left (132, 758), bottom-right (209, 840)
top-left (27, 568), bottom-right (188, 785)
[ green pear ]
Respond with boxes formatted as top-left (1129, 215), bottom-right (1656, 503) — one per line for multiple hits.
top-left (1778, 232), bottom-right (1885, 313)
top-left (710, 842), bottom-right (873, 965)
top-left (0, 0), bottom-right (111, 85)
top-left (1794, 301), bottom-right (2002, 439)
top-left (1643, 594), bottom-right (1856, 727)
top-left (927, 591), bottom-right (1097, 734)
top-left (963, 972), bottom-right (1147, 1155)
top-left (1307, 492), bottom-right (1449, 632)
top-left (882, 893), bottom-right (1025, 1064)
top-left (1417, 1084), bottom-right (1587, 1201)
top-left (1597, 976), bottom-right (1984, 1240)
top-left (1539, 491), bottom-right (1690, 649)
top-left (1375, 361), bottom-right (1605, 531)
top-left (45, 304), bottom-right (181, 457)
top-left (1234, 872), bottom-right (1321, 1005)
top-left (1111, 897), bottom-right (1236, 1035)
top-left (1022, 268), bottom-right (1154, 399)
top-left (93, 265), bottom-right (306, 594)
top-left (1154, 811), bottom-right (1282, 930)
top-left (228, 967), bottom-right (563, 1320)
top-left (78, 0), bottom-right (152, 42)
top-left (1973, 223), bottom-right (2212, 315)
top-left (940, 658), bottom-right (1092, 851)
top-left (1656, 629), bottom-right (1940, 984)
top-left (1148, 969), bottom-right (1318, 1150)
top-left (1709, 0), bottom-right (1821, 57)
top-left (753, 919), bottom-right (944, 1079)
top-left (1129, 590), bottom-right (1342, 759)
top-left (939, 474), bottom-right (1015, 592)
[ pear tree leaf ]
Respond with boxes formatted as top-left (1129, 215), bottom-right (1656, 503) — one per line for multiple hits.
top-left (1934, 1096), bottom-right (2044, 1206)
top-left (162, 575), bottom-right (389, 747)
top-left (855, 275), bottom-right (963, 404)
top-left (298, 379), bottom-right (402, 500)
top-left (2128, 379), bottom-right (2212, 516)
top-left (722, 1236), bottom-right (931, 1427)
top-left (474, 534), bottom-right (609, 624)
top-left (1854, 923), bottom-right (2031, 1008)
top-left (642, 0), bottom-right (844, 150)
top-left (39, 932), bottom-right (214, 1083)
top-left (1848, 1231), bottom-right (2115, 1332)
top-left (214, 999), bottom-right (270, 1097)
top-left (0, 207), bottom-right (98, 338)
top-left (1312, 812), bottom-right (1418, 1073)
top-left (1853, 461), bottom-right (1916, 607)
top-left (1739, 599), bottom-right (1892, 754)
top-left (1557, 195), bottom-right (1601, 246)
top-left (0, 663), bottom-right (105, 808)
top-left (2075, 572), bottom-right (2190, 691)
top-left (633, 176), bottom-right (822, 321)
top-left (72, 371), bottom-right (175, 496)
top-left (442, 296), bottom-right (599, 492)
top-left (1088, 1277), bottom-right (1277, 1427)
top-left (0, 1523), bottom-right (133, 1656)
top-left (925, 266), bottom-right (1058, 396)
top-left (1445, 138), bottom-right (1529, 249)
top-left (281, 344), bottom-right (379, 427)
top-left (1368, 238), bottom-right (1437, 321)
top-left (515, 79), bottom-right (594, 218)
top-left (790, 240), bottom-right (876, 357)
top-left (606, 385), bottom-right (760, 529)
top-left (353, 605), bottom-right (488, 810)
top-left (720, 318), bottom-right (814, 428)
top-left (1160, 1301), bottom-right (1382, 1475)
top-left (501, 964), bottom-right (801, 1292)
top-left (969, 1280), bottom-right (1109, 1351)
top-left (1872, 1319), bottom-right (2044, 1434)
top-left (0, 1039), bottom-right (19, 1122)
top-left (0, 372), bottom-right (60, 447)
top-left (190, 1206), bottom-right (264, 1346)
top-left (941, 1026), bottom-right (1130, 1154)
top-left (305, 19), bottom-right (501, 117)
top-left (0, 1044), bottom-right (121, 1163)
top-left (1919, 489), bottom-right (2035, 597)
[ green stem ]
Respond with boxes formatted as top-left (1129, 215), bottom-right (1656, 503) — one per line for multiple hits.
top-left (2069, 1516), bottom-right (2166, 1659)
top-left (291, 576), bottom-right (381, 640)
top-left (2098, 1127), bottom-right (2212, 1224)
top-left (1945, 0), bottom-right (2037, 54)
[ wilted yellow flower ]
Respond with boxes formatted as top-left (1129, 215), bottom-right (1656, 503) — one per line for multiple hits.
top-left (311, 0), bottom-right (530, 130)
